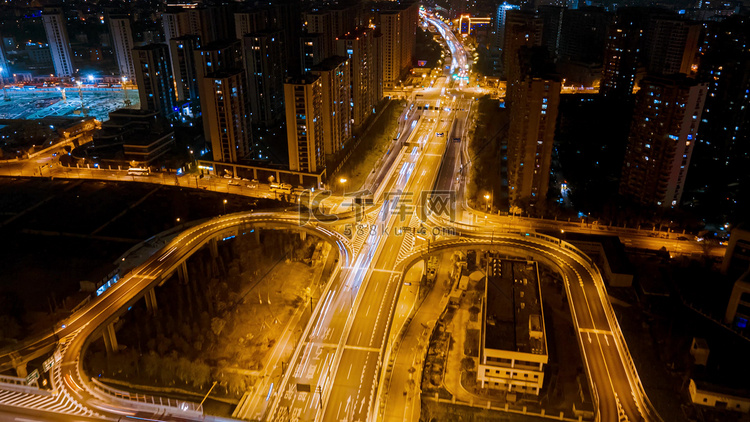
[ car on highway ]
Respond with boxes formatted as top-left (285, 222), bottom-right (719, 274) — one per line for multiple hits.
top-left (436, 132), bottom-right (445, 137)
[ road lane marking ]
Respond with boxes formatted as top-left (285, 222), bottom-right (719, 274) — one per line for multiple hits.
top-left (370, 268), bottom-right (402, 274)
top-left (579, 328), bottom-right (612, 335)
top-left (344, 345), bottom-right (380, 352)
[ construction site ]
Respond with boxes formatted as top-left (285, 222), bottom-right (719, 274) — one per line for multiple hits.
top-left (0, 86), bottom-right (139, 122)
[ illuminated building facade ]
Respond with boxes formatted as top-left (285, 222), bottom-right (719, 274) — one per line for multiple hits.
top-left (377, 2), bottom-right (418, 88)
top-left (600, 8), bottom-right (647, 98)
top-left (310, 56), bottom-right (352, 156)
top-left (504, 10), bottom-right (543, 104)
top-left (133, 44), bottom-right (177, 116)
top-left (619, 75), bottom-right (707, 207)
top-left (109, 15), bottom-right (136, 81)
top-left (169, 35), bottom-right (200, 103)
top-left (337, 27), bottom-right (381, 129)
top-left (507, 70), bottom-right (561, 205)
top-left (285, 74), bottom-right (324, 173)
top-left (202, 71), bottom-right (251, 163)
top-left (42, 7), bottom-right (74, 77)
top-left (243, 30), bottom-right (285, 126)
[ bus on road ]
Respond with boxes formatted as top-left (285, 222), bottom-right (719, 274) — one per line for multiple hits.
top-left (127, 167), bottom-right (150, 176)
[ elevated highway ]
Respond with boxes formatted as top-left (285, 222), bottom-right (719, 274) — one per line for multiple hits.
top-left (0, 10), bottom-right (662, 422)
top-left (0, 212), bottom-right (352, 420)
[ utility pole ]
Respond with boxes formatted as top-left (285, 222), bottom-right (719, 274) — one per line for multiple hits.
top-left (199, 381), bottom-right (217, 408)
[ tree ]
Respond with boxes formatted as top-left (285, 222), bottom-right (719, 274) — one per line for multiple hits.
top-left (143, 351), bottom-right (160, 380)
top-left (211, 317), bottom-right (227, 336)
top-left (192, 360), bottom-right (211, 389)
top-left (226, 372), bottom-right (246, 396)
top-left (160, 352), bottom-right (179, 385)
top-left (176, 356), bottom-right (193, 384)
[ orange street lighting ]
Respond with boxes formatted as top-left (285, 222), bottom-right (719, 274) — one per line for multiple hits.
top-left (340, 178), bottom-right (348, 196)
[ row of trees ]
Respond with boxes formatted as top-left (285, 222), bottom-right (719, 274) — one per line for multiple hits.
top-left (86, 229), bottom-right (321, 398)
top-left (88, 349), bottom-right (255, 397)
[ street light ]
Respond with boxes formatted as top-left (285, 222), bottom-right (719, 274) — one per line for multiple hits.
top-left (484, 193), bottom-right (491, 211)
top-left (339, 177), bottom-right (347, 196)
top-left (223, 199), bottom-right (227, 214)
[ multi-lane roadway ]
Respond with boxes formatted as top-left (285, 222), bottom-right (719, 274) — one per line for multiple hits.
top-left (0, 10), bottom-right (670, 422)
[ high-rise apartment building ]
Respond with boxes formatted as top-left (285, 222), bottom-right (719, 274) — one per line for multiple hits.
top-left (109, 15), bottom-right (136, 81)
top-left (537, 6), bottom-right (564, 59)
top-left (558, 7), bottom-right (611, 64)
top-left (285, 74), bottom-right (324, 173)
top-left (0, 45), bottom-right (7, 78)
top-left (329, 4), bottom-right (359, 39)
top-left (377, 2), bottom-right (418, 88)
top-left (163, 6), bottom-right (222, 55)
top-left (642, 17), bottom-right (702, 76)
top-left (492, 2), bottom-right (521, 74)
top-left (202, 71), bottom-right (252, 163)
top-left (163, 5), bottom-right (224, 91)
top-left (42, 7), bottom-right (74, 77)
top-left (507, 50), bottom-right (561, 206)
top-left (195, 40), bottom-right (251, 163)
top-left (301, 33), bottom-right (327, 72)
top-left (162, 9), bottom-right (189, 44)
top-left (600, 8), bottom-right (648, 98)
top-left (169, 35), bottom-right (200, 103)
top-left (133, 44), bottom-right (177, 116)
top-left (688, 16), bottom-right (750, 207)
top-left (271, 0), bottom-right (303, 76)
top-left (310, 56), bottom-right (352, 156)
top-left (304, 10), bottom-right (334, 60)
top-left (243, 30), bottom-right (285, 126)
top-left (235, 9), bottom-right (268, 39)
top-left (504, 10), bottom-right (543, 105)
top-left (337, 27), bottom-right (381, 128)
top-left (163, 8), bottom-right (211, 43)
top-left (619, 75), bottom-right (708, 207)
top-left (195, 39), bottom-right (243, 106)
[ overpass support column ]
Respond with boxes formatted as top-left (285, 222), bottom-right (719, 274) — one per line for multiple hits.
top-left (14, 363), bottom-right (27, 378)
top-left (254, 228), bottom-right (260, 244)
top-left (145, 288), bottom-right (158, 313)
top-left (177, 261), bottom-right (189, 284)
top-left (103, 322), bottom-right (118, 355)
top-left (299, 231), bottom-right (307, 241)
top-left (209, 238), bottom-right (219, 259)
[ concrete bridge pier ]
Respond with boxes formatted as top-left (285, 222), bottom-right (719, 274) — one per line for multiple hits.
top-left (254, 228), bottom-right (261, 244)
top-left (208, 237), bottom-right (220, 275)
top-left (299, 231), bottom-right (307, 241)
top-left (177, 261), bottom-right (189, 284)
top-left (103, 322), bottom-right (119, 355)
top-left (10, 353), bottom-right (27, 378)
top-left (145, 288), bottom-right (158, 313)
top-left (14, 363), bottom-right (27, 378)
